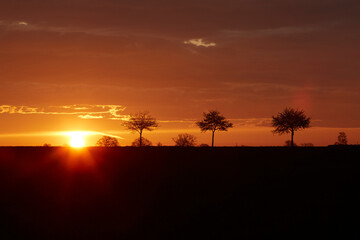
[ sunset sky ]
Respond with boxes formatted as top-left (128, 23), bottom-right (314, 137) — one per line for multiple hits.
top-left (1, 0), bottom-right (359, 146)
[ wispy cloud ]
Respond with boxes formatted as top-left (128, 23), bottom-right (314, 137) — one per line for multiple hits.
top-left (0, 130), bottom-right (124, 139)
top-left (0, 20), bottom-right (123, 37)
top-left (158, 120), bottom-right (195, 123)
top-left (78, 115), bottom-right (104, 119)
top-left (184, 38), bottom-right (216, 47)
top-left (0, 20), bottom-right (177, 41)
top-left (230, 118), bottom-right (272, 127)
top-left (17, 21), bottom-right (28, 26)
top-left (0, 20), bottom-right (32, 31)
top-left (220, 26), bottom-right (315, 39)
top-left (0, 104), bottom-right (128, 120)
top-left (158, 118), bottom-right (273, 128)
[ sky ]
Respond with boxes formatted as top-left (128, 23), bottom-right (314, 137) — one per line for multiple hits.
top-left (0, 0), bottom-right (360, 146)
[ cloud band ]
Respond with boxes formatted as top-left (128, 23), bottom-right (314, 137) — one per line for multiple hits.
top-left (0, 104), bottom-right (128, 120)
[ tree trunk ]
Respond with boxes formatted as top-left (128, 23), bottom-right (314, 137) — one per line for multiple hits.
top-left (212, 130), bottom-right (215, 148)
top-left (140, 131), bottom-right (142, 147)
top-left (291, 130), bottom-right (294, 147)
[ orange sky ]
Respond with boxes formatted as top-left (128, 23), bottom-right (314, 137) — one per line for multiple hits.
top-left (0, 0), bottom-right (359, 146)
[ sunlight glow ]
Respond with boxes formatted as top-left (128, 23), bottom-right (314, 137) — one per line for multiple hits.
top-left (70, 135), bottom-right (85, 148)
top-left (67, 131), bottom-right (88, 148)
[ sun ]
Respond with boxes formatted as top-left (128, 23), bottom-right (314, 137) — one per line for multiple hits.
top-left (68, 132), bottom-right (86, 148)
top-left (70, 135), bottom-right (85, 148)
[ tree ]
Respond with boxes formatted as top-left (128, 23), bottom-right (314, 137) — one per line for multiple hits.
top-left (123, 111), bottom-right (158, 147)
top-left (96, 136), bottom-right (119, 147)
top-left (284, 140), bottom-right (297, 147)
top-left (335, 132), bottom-right (348, 145)
top-left (196, 110), bottom-right (233, 147)
top-left (272, 107), bottom-right (311, 147)
top-left (173, 133), bottom-right (197, 147)
top-left (131, 137), bottom-right (152, 147)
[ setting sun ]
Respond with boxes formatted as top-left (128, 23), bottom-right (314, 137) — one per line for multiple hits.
top-left (68, 132), bottom-right (87, 148)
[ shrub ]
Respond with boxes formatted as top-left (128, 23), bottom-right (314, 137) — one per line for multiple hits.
top-left (172, 133), bottom-right (197, 147)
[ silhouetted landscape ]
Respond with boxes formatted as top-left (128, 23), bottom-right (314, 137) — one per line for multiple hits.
top-left (1, 146), bottom-right (359, 238)
top-left (1, 0), bottom-right (360, 238)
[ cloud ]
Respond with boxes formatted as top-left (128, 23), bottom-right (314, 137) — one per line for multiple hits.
top-left (220, 26), bottom-right (316, 39)
top-left (0, 19), bottom-right (178, 41)
top-left (230, 118), bottom-right (272, 127)
top-left (158, 120), bottom-right (195, 123)
top-left (184, 38), bottom-right (216, 47)
top-left (0, 20), bottom-right (117, 37)
top-left (0, 20), bottom-right (31, 30)
top-left (0, 104), bottom-right (128, 120)
top-left (0, 130), bottom-right (124, 140)
top-left (78, 115), bottom-right (104, 119)
top-left (17, 21), bottom-right (28, 26)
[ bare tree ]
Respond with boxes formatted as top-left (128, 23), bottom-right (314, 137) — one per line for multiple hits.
top-left (96, 136), bottom-right (119, 147)
top-left (173, 133), bottom-right (197, 147)
top-left (131, 137), bottom-right (152, 147)
top-left (335, 132), bottom-right (348, 145)
top-left (196, 110), bottom-right (233, 147)
top-left (272, 107), bottom-right (311, 147)
top-left (123, 111), bottom-right (158, 147)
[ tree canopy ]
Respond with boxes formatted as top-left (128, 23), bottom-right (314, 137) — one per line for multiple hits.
top-left (131, 137), bottom-right (152, 147)
top-left (335, 132), bottom-right (348, 145)
top-left (272, 107), bottom-right (310, 147)
top-left (196, 110), bottom-right (233, 147)
top-left (123, 112), bottom-right (158, 133)
top-left (96, 136), bottom-right (119, 147)
top-left (123, 111), bottom-right (158, 147)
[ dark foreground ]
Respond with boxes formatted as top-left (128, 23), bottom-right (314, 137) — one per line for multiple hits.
top-left (0, 146), bottom-right (359, 239)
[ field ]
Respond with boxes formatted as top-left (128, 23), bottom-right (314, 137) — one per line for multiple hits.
top-left (0, 146), bottom-right (359, 239)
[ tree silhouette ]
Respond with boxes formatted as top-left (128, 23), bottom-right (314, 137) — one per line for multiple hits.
top-left (272, 107), bottom-right (311, 147)
top-left (131, 137), bottom-right (152, 147)
top-left (123, 111), bottom-right (158, 147)
top-left (96, 136), bottom-right (119, 147)
top-left (196, 110), bottom-right (233, 147)
top-left (284, 140), bottom-right (297, 147)
top-left (335, 132), bottom-right (348, 145)
top-left (199, 143), bottom-right (210, 147)
top-left (173, 133), bottom-right (197, 147)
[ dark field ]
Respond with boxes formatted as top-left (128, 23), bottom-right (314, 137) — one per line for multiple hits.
top-left (0, 146), bottom-right (359, 239)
